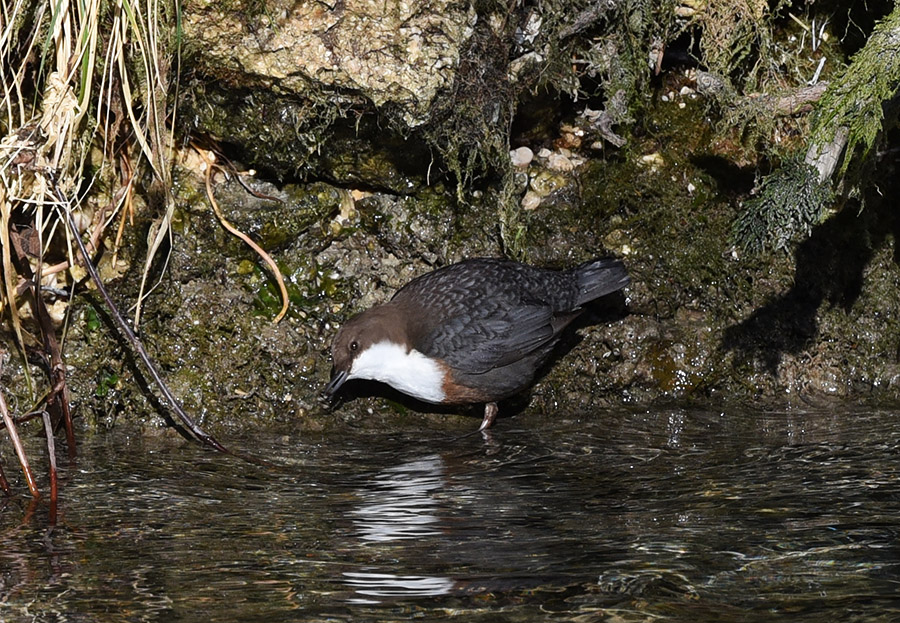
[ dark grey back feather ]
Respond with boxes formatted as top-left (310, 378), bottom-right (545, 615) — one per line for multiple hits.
top-left (574, 258), bottom-right (631, 306)
top-left (392, 258), bottom-right (628, 377)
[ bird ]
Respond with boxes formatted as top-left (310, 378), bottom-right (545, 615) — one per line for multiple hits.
top-left (323, 257), bottom-right (629, 431)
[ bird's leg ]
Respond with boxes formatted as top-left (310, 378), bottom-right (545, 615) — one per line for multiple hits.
top-left (478, 402), bottom-right (499, 431)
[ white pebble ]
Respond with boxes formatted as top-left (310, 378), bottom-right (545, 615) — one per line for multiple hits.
top-left (547, 152), bottom-right (575, 172)
top-left (521, 191), bottom-right (542, 210)
top-left (509, 146), bottom-right (534, 168)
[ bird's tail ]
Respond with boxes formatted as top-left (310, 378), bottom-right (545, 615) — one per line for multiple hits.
top-left (573, 258), bottom-right (630, 306)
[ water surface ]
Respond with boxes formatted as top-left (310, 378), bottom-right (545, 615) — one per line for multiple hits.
top-left (2, 408), bottom-right (899, 621)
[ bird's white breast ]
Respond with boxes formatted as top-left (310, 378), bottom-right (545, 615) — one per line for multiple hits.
top-left (349, 341), bottom-right (446, 403)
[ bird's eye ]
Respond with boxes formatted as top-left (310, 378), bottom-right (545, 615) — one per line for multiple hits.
top-left (349, 341), bottom-right (359, 352)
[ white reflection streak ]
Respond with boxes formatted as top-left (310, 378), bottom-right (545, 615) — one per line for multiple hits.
top-left (346, 455), bottom-right (453, 600)
top-left (667, 410), bottom-right (685, 448)
top-left (352, 455), bottom-right (445, 542)
top-left (342, 571), bottom-right (454, 597)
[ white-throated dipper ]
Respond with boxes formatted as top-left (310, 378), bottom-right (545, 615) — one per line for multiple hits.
top-left (323, 257), bottom-right (629, 430)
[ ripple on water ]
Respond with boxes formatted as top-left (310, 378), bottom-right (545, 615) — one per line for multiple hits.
top-left (1, 408), bottom-right (899, 622)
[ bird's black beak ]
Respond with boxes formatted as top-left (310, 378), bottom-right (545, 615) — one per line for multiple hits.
top-left (322, 369), bottom-right (348, 401)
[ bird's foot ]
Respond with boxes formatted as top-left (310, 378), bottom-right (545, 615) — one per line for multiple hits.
top-left (478, 402), bottom-right (499, 431)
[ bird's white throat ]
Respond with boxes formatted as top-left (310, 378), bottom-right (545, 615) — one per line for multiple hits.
top-left (349, 341), bottom-right (446, 403)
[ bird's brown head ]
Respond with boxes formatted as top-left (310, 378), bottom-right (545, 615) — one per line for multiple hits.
top-left (322, 303), bottom-right (409, 399)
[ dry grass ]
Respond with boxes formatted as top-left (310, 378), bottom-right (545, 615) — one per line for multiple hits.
top-left (0, 0), bottom-right (182, 497)
top-left (2, 0), bottom-right (176, 359)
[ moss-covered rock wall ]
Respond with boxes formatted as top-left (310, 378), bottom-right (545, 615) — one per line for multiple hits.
top-left (4, 0), bottom-right (900, 437)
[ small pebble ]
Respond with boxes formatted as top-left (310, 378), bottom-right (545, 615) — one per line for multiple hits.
top-left (509, 146), bottom-right (534, 168)
top-left (640, 153), bottom-right (664, 168)
top-left (521, 191), bottom-right (542, 211)
top-left (547, 152), bottom-right (575, 172)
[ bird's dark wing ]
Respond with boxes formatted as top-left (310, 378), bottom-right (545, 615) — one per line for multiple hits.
top-left (418, 304), bottom-right (558, 374)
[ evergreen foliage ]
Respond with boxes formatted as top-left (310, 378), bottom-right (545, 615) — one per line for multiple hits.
top-left (809, 4), bottom-right (900, 176)
top-left (732, 160), bottom-right (833, 253)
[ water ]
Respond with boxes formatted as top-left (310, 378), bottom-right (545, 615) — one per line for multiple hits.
top-left (2, 408), bottom-right (900, 622)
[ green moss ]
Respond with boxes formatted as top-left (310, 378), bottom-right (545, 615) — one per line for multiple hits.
top-left (84, 305), bottom-right (102, 332)
top-left (94, 371), bottom-right (120, 398)
top-left (180, 78), bottom-right (433, 192)
top-left (250, 183), bottom-right (342, 248)
top-left (180, 84), bottom-right (337, 178)
top-left (580, 96), bottom-right (767, 309)
top-left (810, 5), bottom-right (900, 176)
top-left (248, 256), bottom-right (343, 319)
top-left (314, 123), bottom-right (431, 194)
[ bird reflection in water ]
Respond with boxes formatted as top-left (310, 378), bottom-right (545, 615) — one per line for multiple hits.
top-left (343, 454), bottom-right (455, 602)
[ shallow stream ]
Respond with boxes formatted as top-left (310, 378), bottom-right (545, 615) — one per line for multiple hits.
top-left (2, 408), bottom-right (899, 621)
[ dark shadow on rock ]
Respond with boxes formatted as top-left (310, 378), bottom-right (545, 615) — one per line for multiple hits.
top-left (547, 289), bottom-right (629, 359)
top-left (328, 379), bottom-right (506, 428)
top-left (721, 196), bottom-right (900, 373)
top-left (691, 154), bottom-right (758, 198)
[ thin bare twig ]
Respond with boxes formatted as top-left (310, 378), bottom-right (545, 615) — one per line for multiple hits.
top-left (0, 459), bottom-right (10, 495)
top-left (41, 410), bottom-right (58, 524)
top-left (52, 179), bottom-right (229, 454)
top-left (9, 228), bottom-right (77, 457)
top-left (0, 389), bottom-right (40, 499)
top-left (200, 150), bottom-right (289, 323)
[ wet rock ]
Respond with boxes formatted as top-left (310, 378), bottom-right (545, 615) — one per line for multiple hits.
top-left (521, 190), bottom-right (542, 211)
top-left (183, 0), bottom-right (476, 127)
top-left (546, 152), bottom-right (577, 172)
top-left (529, 169), bottom-right (569, 198)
